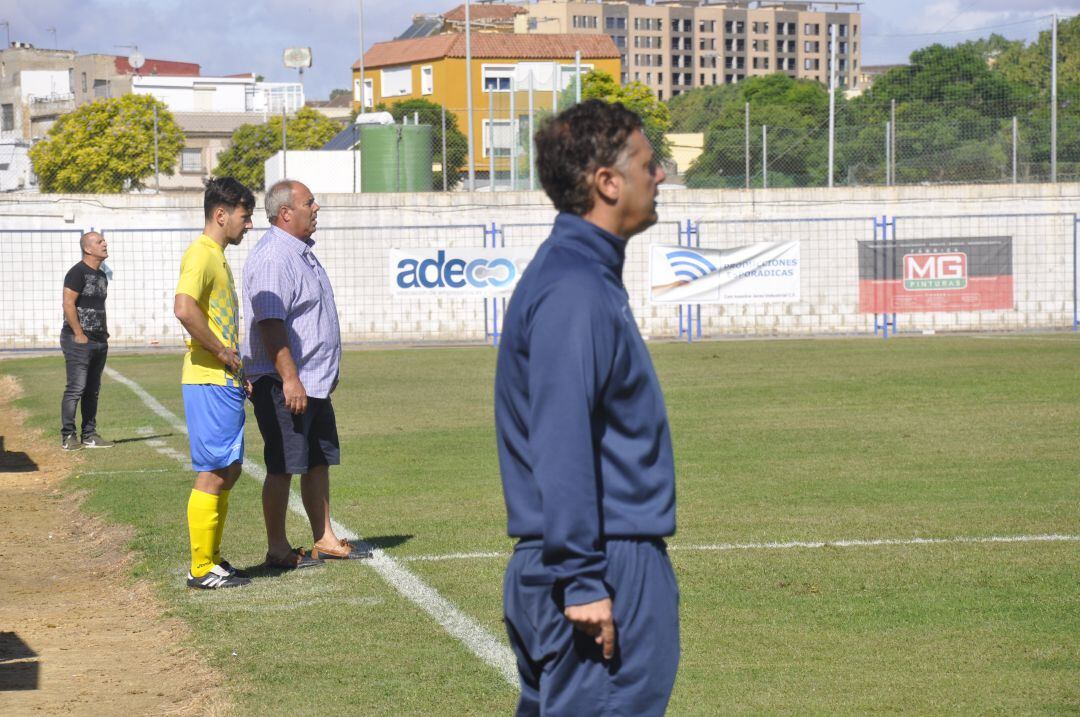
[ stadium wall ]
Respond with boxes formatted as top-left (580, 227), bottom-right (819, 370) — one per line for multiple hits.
top-left (2, 183), bottom-right (1078, 348)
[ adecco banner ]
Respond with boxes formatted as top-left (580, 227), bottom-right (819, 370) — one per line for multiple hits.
top-left (649, 241), bottom-right (800, 304)
top-left (390, 248), bottom-right (533, 297)
top-left (858, 237), bottom-right (1013, 313)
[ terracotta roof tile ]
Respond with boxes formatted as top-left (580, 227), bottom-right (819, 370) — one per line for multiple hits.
top-left (442, 4), bottom-right (526, 22)
top-left (357, 33), bottom-right (619, 69)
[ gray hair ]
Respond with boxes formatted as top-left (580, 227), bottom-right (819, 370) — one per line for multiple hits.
top-left (265, 180), bottom-right (296, 224)
top-left (79, 231), bottom-right (101, 253)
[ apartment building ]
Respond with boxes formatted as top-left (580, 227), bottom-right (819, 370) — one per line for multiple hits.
top-left (515, 0), bottom-right (862, 101)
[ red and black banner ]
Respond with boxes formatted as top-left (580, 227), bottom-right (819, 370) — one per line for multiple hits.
top-left (858, 237), bottom-right (1013, 313)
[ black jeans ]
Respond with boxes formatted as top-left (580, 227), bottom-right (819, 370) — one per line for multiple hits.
top-left (60, 333), bottom-right (108, 439)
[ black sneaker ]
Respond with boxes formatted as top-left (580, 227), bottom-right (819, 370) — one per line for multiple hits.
top-left (187, 564), bottom-right (252, 589)
top-left (218, 560), bottom-right (251, 579)
top-left (61, 435), bottom-right (83, 451)
top-left (81, 433), bottom-right (113, 448)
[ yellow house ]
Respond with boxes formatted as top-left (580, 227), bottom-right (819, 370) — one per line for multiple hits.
top-left (352, 33), bottom-right (621, 173)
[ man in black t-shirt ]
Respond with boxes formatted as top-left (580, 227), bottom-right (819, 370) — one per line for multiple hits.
top-left (60, 231), bottom-right (113, 450)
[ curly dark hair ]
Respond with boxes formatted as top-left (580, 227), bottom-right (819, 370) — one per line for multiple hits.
top-left (535, 99), bottom-right (643, 216)
top-left (203, 176), bottom-right (255, 220)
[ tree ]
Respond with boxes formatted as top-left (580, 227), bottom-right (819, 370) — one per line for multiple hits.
top-left (329, 88), bottom-right (351, 101)
top-left (213, 107), bottom-right (340, 189)
top-left (668, 83), bottom-right (742, 132)
top-left (29, 94), bottom-right (184, 193)
top-left (383, 98), bottom-right (468, 190)
top-left (559, 70), bottom-right (673, 160)
top-left (683, 74), bottom-right (831, 188)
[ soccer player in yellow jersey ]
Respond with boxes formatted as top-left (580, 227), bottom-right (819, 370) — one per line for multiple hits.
top-left (174, 177), bottom-right (255, 589)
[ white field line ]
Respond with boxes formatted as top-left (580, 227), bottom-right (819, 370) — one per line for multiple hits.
top-left (103, 366), bottom-right (518, 687)
top-left (79, 468), bottom-right (175, 476)
top-left (401, 534), bottom-right (1080, 562)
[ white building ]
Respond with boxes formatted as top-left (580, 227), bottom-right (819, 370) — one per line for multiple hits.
top-left (131, 75), bottom-right (304, 115)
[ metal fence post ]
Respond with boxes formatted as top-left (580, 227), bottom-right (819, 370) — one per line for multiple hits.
top-left (828, 23), bottom-right (837, 188)
top-left (1052, 13), bottom-right (1058, 183)
top-left (510, 78), bottom-right (517, 191)
top-left (528, 72), bottom-right (535, 191)
top-left (1012, 116), bottom-right (1018, 184)
top-left (762, 125), bottom-right (768, 189)
top-left (153, 104), bottom-right (159, 192)
top-left (1074, 214), bottom-right (1078, 331)
top-left (441, 105), bottom-right (448, 192)
top-left (885, 121), bottom-right (892, 186)
top-left (281, 105), bottom-right (287, 178)
top-left (744, 101), bottom-right (750, 190)
top-left (890, 99), bottom-right (896, 185)
top-left (488, 89), bottom-right (495, 192)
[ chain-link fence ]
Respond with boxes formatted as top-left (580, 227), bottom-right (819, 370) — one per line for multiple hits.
top-left (7, 15), bottom-right (1077, 194)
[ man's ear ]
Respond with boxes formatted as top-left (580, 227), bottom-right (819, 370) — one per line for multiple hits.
top-left (214, 206), bottom-right (228, 227)
top-left (593, 165), bottom-right (621, 205)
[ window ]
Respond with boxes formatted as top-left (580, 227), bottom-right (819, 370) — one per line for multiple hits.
top-left (481, 119), bottom-right (516, 157)
top-left (805, 41), bottom-right (819, 53)
top-left (683, 19), bottom-right (692, 32)
top-left (804, 58), bottom-right (820, 71)
top-left (421, 65), bottom-right (433, 95)
top-left (572, 15), bottom-right (597, 29)
top-left (646, 72), bottom-right (652, 84)
top-left (482, 64), bottom-right (513, 92)
top-left (658, 72), bottom-right (663, 83)
top-left (363, 78), bottom-right (374, 108)
top-left (699, 20), bottom-right (715, 33)
top-left (753, 57), bottom-right (770, 70)
top-left (804, 23), bottom-right (819, 35)
top-left (1, 103), bottom-right (13, 131)
top-left (380, 66), bottom-right (412, 97)
top-left (605, 16), bottom-right (626, 30)
top-left (752, 39), bottom-right (769, 52)
top-left (752, 22), bottom-right (770, 34)
top-left (614, 35), bottom-right (626, 48)
top-left (81, 72), bottom-right (86, 93)
top-left (93, 78), bottom-right (109, 99)
top-left (180, 148), bottom-right (203, 173)
top-left (839, 41), bottom-right (848, 54)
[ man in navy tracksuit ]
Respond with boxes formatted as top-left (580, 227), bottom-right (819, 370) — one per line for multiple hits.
top-left (495, 100), bottom-right (679, 716)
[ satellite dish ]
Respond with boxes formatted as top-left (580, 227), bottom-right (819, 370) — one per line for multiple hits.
top-left (128, 51), bottom-right (145, 70)
top-left (283, 47), bottom-right (313, 69)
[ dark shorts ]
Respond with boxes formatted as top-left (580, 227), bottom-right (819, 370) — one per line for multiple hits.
top-left (250, 376), bottom-right (340, 475)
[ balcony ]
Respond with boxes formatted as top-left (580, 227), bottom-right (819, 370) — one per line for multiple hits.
top-left (28, 93), bottom-right (75, 118)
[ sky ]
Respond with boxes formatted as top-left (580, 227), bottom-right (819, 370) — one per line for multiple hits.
top-left (5, 0), bottom-right (1080, 100)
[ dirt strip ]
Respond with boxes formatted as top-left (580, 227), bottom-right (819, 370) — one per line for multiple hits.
top-left (0, 375), bottom-right (227, 716)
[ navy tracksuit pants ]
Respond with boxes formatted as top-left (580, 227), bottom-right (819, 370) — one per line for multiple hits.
top-left (503, 539), bottom-right (680, 716)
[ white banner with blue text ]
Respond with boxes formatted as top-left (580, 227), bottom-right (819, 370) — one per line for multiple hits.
top-left (390, 247), bottom-right (534, 297)
top-left (649, 241), bottom-right (801, 304)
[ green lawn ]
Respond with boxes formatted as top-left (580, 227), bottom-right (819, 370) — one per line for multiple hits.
top-left (4, 336), bottom-right (1078, 715)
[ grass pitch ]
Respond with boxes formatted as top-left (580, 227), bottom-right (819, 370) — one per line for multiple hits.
top-left (4, 336), bottom-right (1078, 715)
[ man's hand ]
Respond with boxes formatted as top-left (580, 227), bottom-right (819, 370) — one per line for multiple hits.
top-left (282, 375), bottom-right (307, 415)
top-left (564, 598), bottom-right (616, 660)
top-left (73, 334), bottom-right (89, 345)
top-left (215, 346), bottom-right (242, 374)
top-left (244, 379), bottom-right (253, 398)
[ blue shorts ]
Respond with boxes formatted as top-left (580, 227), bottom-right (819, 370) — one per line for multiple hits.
top-left (182, 384), bottom-right (246, 472)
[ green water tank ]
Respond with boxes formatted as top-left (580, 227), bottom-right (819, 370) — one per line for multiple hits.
top-left (360, 124), bottom-right (433, 192)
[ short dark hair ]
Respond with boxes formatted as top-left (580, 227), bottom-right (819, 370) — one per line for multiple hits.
top-left (204, 177), bottom-right (255, 220)
top-left (534, 99), bottom-right (643, 216)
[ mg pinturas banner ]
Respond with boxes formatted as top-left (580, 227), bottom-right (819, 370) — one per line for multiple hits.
top-left (649, 242), bottom-right (800, 304)
top-left (391, 248), bottom-right (533, 297)
top-left (858, 237), bottom-right (1013, 313)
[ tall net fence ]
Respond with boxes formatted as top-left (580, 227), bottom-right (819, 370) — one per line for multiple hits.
top-left (4, 211), bottom-right (1076, 349)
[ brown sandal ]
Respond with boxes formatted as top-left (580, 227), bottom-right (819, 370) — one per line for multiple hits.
top-left (264, 547), bottom-right (323, 570)
top-left (312, 538), bottom-right (373, 560)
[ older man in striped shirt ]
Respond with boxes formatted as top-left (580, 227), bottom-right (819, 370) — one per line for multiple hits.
top-left (242, 179), bottom-right (369, 568)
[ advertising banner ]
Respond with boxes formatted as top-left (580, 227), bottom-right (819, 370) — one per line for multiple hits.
top-left (649, 242), bottom-right (801, 304)
top-left (857, 237), bottom-right (1013, 313)
top-left (390, 247), bottom-right (533, 297)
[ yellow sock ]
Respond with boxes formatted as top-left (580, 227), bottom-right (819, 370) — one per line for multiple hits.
top-left (187, 489), bottom-right (221, 578)
top-left (212, 489), bottom-right (230, 565)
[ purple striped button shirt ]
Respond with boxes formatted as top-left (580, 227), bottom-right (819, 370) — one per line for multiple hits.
top-left (241, 225), bottom-right (341, 398)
